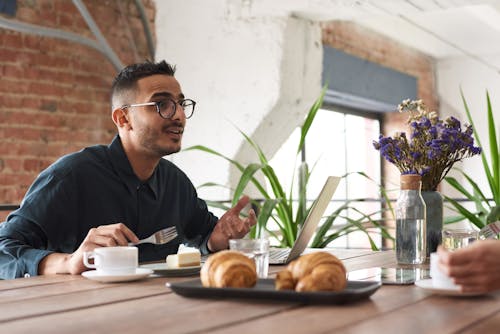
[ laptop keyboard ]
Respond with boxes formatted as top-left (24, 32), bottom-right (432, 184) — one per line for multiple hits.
top-left (269, 248), bottom-right (291, 264)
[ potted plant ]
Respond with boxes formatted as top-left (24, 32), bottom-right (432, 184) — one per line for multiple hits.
top-left (185, 89), bottom-right (393, 249)
top-left (444, 91), bottom-right (499, 228)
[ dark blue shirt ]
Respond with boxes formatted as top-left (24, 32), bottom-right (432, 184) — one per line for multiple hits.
top-left (0, 135), bottom-right (218, 279)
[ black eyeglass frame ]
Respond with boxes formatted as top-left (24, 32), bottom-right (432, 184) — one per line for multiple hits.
top-left (121, 98), bottom-right (196, 119)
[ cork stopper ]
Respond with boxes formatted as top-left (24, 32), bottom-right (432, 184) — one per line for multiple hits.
top-left (400, 174), bottom-right (422, 190)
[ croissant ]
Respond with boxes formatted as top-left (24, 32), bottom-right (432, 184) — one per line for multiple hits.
top-left (275, 269), bottom-right (295, 290)
top-left (200, 250), bottom-right (257, 288)
top-left (275, 252), bottom-right (347, 292)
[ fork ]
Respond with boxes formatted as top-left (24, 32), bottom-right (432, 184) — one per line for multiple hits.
top-left (129, 226), bottom-right (178, 245)
top-left (479, 221), bottom-right (500, 239)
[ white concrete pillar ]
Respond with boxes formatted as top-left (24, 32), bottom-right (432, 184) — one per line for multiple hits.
top-left (154, 0), bottom-right (322, 201)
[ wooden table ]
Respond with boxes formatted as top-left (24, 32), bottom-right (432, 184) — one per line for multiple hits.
top-left (1, 249), bottom-right (499, 333)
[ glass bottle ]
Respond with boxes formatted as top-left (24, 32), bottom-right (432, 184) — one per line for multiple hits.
top-left (396, 174), bottom-right (426, 264)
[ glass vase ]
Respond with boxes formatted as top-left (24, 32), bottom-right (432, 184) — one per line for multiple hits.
top-left (421, 190), bottom-right (443, 257)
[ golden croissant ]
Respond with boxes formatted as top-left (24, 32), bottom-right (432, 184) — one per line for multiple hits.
top-left (200, 250), bottom-right (257, 288)
top-left (275, 252), bottom-right (347, 292)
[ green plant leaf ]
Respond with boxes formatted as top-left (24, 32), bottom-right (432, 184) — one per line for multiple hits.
top-left (231, 163), bottom-right (262, 206)
top-left (184, 145), bottom-right (243, 170)
top-left (443, 214), bottom-right (468, 225)
top-left (295, 161), bottom-right (309, 229)
top-left (460, 90), bottom-right (498, 202)
top-left (203, 200), bottom-right (231, 212)
top-left (311, 203), bottom-right (350, 246)
top-left (316, 224), bottom-right (356, 248)
top-left (486, 92), bottom-right (500, 201)
top-left (255, 199), bottom-right (280, 238)
top-left (185, 144), bottom-right (271, 199)
top-left (344, 217), bottom-right (380, 251)
top-left (444, 195), bottom-right (485, 228)
top-left (297, 86), bottom-right (327, 154)
top-left (445, 175), bottom-right (489, 212)
top-left (487, 205), bottom-right (500, 223)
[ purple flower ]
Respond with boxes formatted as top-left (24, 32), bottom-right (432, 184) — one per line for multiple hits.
top-left (374, 99), bottom-right (482, 191)
top-left (411, 151), bottom-right (422, 160)
top-left (429, 126), bottom-right (438, 138)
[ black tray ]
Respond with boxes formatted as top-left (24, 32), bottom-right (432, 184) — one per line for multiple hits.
top-left (167, 279), bottom-right (381, 304)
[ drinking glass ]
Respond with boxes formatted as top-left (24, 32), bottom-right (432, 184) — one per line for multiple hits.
top-left (229, 239), bottom-right (269, 278)
top-left (441, 228), bottom-right (478, 251)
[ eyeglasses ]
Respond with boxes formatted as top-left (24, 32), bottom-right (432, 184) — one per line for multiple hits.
top-left (121, 98), bottom-right (196, 119)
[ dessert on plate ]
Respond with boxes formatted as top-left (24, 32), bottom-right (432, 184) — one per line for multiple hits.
top-left (166, 244), bottom-right (201, 268)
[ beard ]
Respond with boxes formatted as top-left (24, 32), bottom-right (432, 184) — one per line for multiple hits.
top-left (136, 123), bottom-right (183, 158)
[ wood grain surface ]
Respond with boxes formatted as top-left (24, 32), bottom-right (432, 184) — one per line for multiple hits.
top-left (1, 249), bottom-right (498, 333)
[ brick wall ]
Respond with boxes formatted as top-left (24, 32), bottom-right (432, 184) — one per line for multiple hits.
top-left (321, 21), bottom-right (439, 191)
top-left (0, 0), bottom-right (156, 221)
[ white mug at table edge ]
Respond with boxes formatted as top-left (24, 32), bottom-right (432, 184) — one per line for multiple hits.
top-left (83, 246), bottom-right (138, 275)
top-left (430, 252), bottom-right (459, 289)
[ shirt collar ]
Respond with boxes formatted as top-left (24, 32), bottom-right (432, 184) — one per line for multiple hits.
top-left (108, 135), bottom-right (159, 199)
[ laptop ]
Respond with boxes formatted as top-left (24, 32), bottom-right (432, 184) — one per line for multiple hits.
top-left (269, 176), bottom-right (341, 264)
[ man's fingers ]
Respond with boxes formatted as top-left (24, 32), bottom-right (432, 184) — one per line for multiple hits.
top-left (116, 223), bottom-right (139, 243)
top-left (247, 209), bottom-right (257, 227)
top-left (439, 244), bottom-right (476, 266)
top-left (91, 235), bottom-right (118, 247)
top-left (88, 223), bottom-right (139, 246)
top-left (95, 223), bottom-right (139, 244)
top-left (231, 195), bottom-right (250, 214)
top-left (112, 223), bottom-right (139, 244)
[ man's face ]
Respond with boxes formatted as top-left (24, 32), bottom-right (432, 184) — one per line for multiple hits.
top-left (127, 74), bottom-right (187, 158)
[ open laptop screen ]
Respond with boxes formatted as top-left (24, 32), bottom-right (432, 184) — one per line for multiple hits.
top-left (269, 176), bottom-right (341, 264)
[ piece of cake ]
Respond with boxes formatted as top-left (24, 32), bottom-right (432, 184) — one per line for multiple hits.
top-left (166, 244), bottom-right (201, 268)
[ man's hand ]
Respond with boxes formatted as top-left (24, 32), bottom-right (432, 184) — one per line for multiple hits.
top-left (39, 223), bottom-right (139, 275)
top-left (207, 196), bottom-right (257, 252)
top-left (438, 240), bottom-right (500, 293)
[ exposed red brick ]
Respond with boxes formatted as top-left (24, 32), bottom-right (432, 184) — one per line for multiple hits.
top-left (0, 0), bottom-right (156, 211)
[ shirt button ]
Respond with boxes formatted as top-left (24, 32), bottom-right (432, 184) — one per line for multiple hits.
top-left (24, 273), bottom-right (31, 278)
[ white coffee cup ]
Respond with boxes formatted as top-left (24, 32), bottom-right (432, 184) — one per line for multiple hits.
top-left (83, 246), bottom-right (138, 275)
top-left (430, 252), bottom-right (459, 289)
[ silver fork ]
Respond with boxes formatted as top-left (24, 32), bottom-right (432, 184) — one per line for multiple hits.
top-left (479, 221), bottom-right (500, 239)
top-left (129, 226), bottom-right (178, 245)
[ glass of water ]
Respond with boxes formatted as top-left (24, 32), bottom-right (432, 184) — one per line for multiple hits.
top-left (229, 238), bottom-right (269, 278)
top-left (441, 228), bottom-right (478, 251)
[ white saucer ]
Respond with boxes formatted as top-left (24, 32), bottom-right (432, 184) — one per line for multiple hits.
top-left (139, 263), bottom-right (201, 277)
top-left (81, 268), bottom-right (153, 283)
top-left (415, 279), bottom-right (484, 297)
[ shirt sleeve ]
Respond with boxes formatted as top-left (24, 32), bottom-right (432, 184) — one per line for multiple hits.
top-left (0, 218), bottom-right (54, 279)
top-left (188, 198), bottom-right (218, 255)
top-left (0, 165), bottom-right (76, 279)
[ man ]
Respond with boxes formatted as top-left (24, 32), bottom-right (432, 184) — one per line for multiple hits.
top-left (0, 60), bottom-right (256, 279)
top-left (438, 240), bottom-right (500, 293)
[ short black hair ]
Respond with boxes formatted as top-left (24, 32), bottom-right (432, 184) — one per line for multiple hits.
top-left (111, 60), bottom-right (176, 107)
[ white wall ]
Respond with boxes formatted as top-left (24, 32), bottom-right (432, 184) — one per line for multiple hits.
top-left (154, 0), bottom-right (321, 201)
top-left (154, 0), bottom-right (498, 213)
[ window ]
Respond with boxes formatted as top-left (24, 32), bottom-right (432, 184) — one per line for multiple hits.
top-left (268, 106), bottom-right (383, 248)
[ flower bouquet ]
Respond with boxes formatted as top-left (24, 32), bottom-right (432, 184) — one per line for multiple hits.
top-left (373, 99), bottom-right (482, 254)
top-left (373, 99), bottom-right (482, 191)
